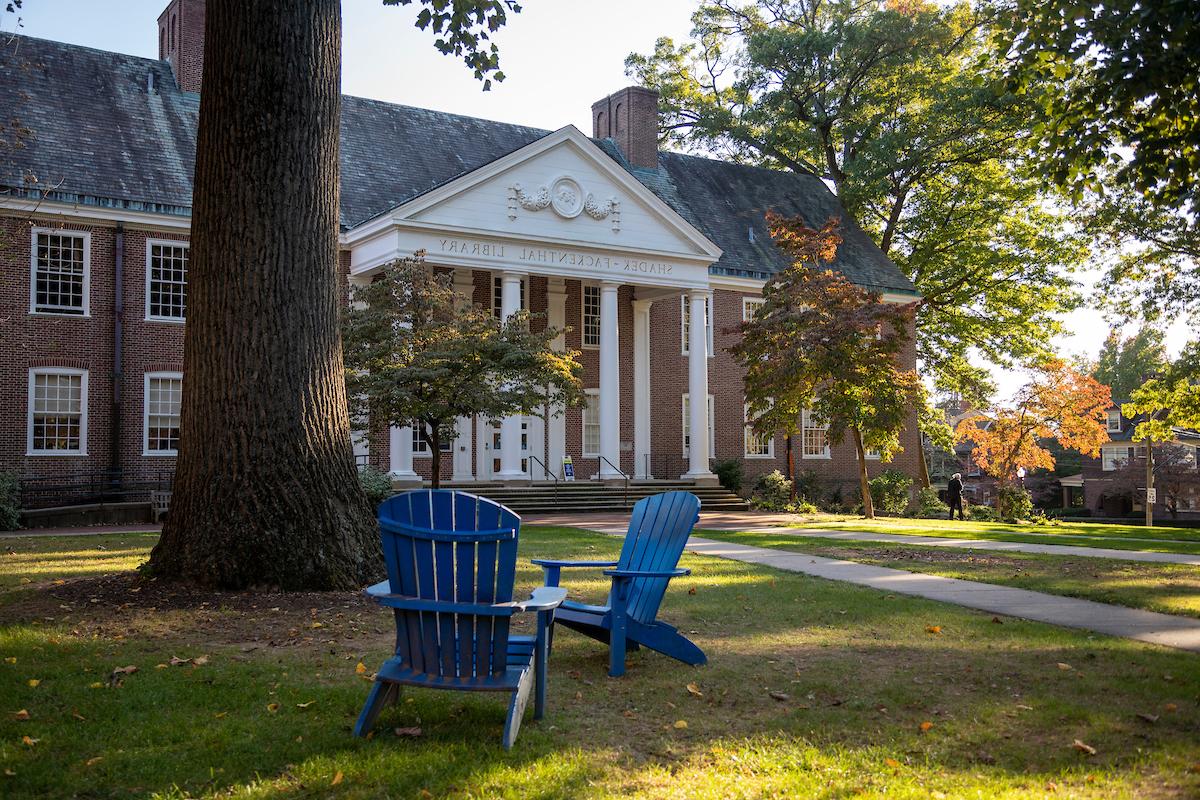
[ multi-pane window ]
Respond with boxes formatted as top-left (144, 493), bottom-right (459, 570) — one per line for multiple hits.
top-left (147, 241), bottom-right (189, 320)
top-left (681, 295), bottom-right (713, 355)
top-left (865, 448), bottom-right (881, 460)
top-left (743, 404), bottom-right (772, 458)
top-left (28, 369), bottom-right (87, 454)
top-left (742, 297), bottom-right (765, 322)
top-left (1102, 445), bottom-right (1145, 471)
top-left (682, 394), bottom-right (715, 457)
top-left (1106, 409), bottom-right (1122, 433)
top-left (32, 230), bottom-right (88, 315)
top-left (412, 421), bottom-right (452, 455)
top-left (582, 391), bottom-right (600, 456)
top-left (582, 285), bottom-right (601, 348)
top-left (144, 374), bottom-right (182, 455)
top-left (492, 276), bottom-right (526, 319)
top-left (801, 408), bottom-right (830, 459)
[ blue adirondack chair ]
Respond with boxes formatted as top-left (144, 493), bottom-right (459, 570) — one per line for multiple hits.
top-left (532, 491), bottom-right (705, 677)
top-left (354, 489), bottom-right (566, 749)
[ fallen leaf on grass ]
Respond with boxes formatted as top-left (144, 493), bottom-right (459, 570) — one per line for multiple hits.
top-left (85, 757), bottom-right (103, 767)
top-left (687, 587), bottom-right (696, 595)
top-left (769, 691), bottom-right (789, 702)
top-left (1164, 703), bottom-right (1178, 713)
top-left (155, 664), bottom-right (169, 670)
top-left (355, 662), bottom-right (367, 675)
top-left (26, 679), bottom-right (40, 688)
top-left (622, 710), bottom-right (637, 719)
top-left (673, 720), bottom-right (688, 729)
top-left (4, 657), bottom-right (15, 664)
top-left (1136, 713), bottom-right (1159, 724)
top-left (21, 736), bottom-right (39, 747)
top-left (925, 626), bottom-right (942, 635)
top-left (4, 769), bottom-right (14, 777)
top-left (72, 711), bottom-right (86, 722)
top-left (88, 682), bottom-right (103, 689)
top-left (266, 703), bottom-right (280, 713)
top-left (884, 758), bottom-right (901, 768)
top-left (394, 726), bottom-right (422, 737)
top-left (919, 721), bottom-right (934, 732)
top-left (1072, 740), bottom-right (1097, 756)
top-left (1056, 663), bottom-right (1073, 671)
top-left (296, 701), bottom-right (316, 709)
top-left (991, 617), bottom-right (1004, 624)
top-left (686, 682), bottom-right (703, 697)
top-left (214, 712), bottom-right (227, 719)
top-left (330, 771), bottom-right (344, 786)
top-left (12, 710), bottom-right (29, 721)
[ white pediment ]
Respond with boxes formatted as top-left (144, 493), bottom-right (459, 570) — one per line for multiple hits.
top-left (391, 126), bottom-right (721, 260)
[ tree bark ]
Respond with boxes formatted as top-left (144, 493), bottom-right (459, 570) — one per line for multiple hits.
top-left (786, 435), bottom-right (796, 500)
top-left (916, 444), bottom-right (932, 490)
top-left (149, 0), bottom-right (378, 590)
top-left (854, 428), bottom-right (875, 519)
top-left (429, 424), bottom-right (442, 490)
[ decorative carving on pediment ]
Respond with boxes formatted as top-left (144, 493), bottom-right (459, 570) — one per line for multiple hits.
top-left (507, 176), bottom-right (621, 232)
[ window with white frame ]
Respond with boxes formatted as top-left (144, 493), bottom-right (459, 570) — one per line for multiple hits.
top-left (411, 421), bottom-right (452, 456)
top-left (144, 373), bottom-right (183, 455)
top-left (146, 240), bottom-right (189, 321)
top-left (28, 368), bottom-right (87, 454)
top-left (1106, 408), bottom-right (1122, 433)
top-left (682, 393), bottom-right (715, 457)
top-left (31, 230), bottom-right (89, 315)
top-left (681, 295), bottom-right (714, 356)
top-left (865, 448), bottom-right (881, 460)
top-left (1101, 445), bottom-right (1138, 471)
top-left (582, 285), bottom-right (601, 348)
top-left (492, 276), bottom-right (526, 319)
top-left (742, 297), bottom-right (765, 322)
top-left (743, 404), bottom-right (772, 457)
top-left (801, 408), bottom-right (830, 459)
top-left (582, 390), bottom-right (600, 456)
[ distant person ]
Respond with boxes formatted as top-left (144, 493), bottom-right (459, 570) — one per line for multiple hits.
top-left (947, 473), bottom-right (965, 520)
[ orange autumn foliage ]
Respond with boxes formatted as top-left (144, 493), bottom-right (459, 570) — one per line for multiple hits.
top-left (955, 359), bottom-right (1112, 485)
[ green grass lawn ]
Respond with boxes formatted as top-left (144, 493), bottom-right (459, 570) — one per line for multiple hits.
top-left (700, 530), bottom-right (1200, 620)
top-left (1, 528), bottom-right (1198, 799)
top-left (782, 516), bottom-right (1200, 555)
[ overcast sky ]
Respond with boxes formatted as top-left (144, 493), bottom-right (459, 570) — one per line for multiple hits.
top-left (8, 0), bottom-right (1191, 401)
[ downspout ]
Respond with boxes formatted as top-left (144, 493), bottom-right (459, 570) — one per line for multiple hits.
top-left (111, 222), bottom-right (124, 479)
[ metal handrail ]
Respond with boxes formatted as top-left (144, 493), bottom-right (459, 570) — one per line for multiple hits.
top-left (596, 454), bottom-right (629, 508)
top-left (526, 454), bottom-right (559, 504)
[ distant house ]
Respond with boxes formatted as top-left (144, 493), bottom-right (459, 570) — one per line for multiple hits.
top-left (926, 404), bottom-right (998, 507)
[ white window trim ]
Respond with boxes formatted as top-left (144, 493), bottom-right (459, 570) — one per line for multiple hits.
top-left (27, 367), bottom-right (89, 456)
top-left (680, 295), bottom-right (714, 357)
top-left (682, 393), bottom-right (715, 458)
top-left (144, 238), bottom-right (189, 323)
top-left (582, 389), bottom-right (601, 457)
top-left (581, 284), bottom-right (601, 350)
top-left (865, 448), bottom-right (881, 460)
top-left (29, 228), bottom-right (91, 317)
top-left (742, 297), bottom-right (765, 322)
top-left (1106, 409), bottom-right (1122, 433)
top-left (801, 407), bottom-right (831, 460)
top-left (143, 371), bottom-right (183, 456)
top-left (492, 275), bottom-right (526, 319)
top-left (743, 403), bottom-right (774, 459)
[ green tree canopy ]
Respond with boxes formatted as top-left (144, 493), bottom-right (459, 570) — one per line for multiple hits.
top-left (1091, 326), bottom-right (1169, 401)
top-left (342, 256), bottom-right (585, 487)
top-left (627, 0), bottom-right (1084, 403)
top-left (1125, 341), bottom-right (1200, 442)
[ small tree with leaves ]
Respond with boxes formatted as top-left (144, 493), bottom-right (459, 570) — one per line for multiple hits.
top-left (343, 256), bottom-right (584, 488)
top-left (956, 360), bottom-right (1112, 519)
top-left (732, 215), bottom-right (925, 519)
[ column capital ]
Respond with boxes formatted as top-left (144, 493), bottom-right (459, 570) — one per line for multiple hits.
top-left (687, 287), bottom-right (713, 300)
top-left (600, 280), bottom-right (622, 291)
top-left (501, 269), bottom-right (529, 281)
top-left (631, 297), bottom-right (656, 313)
top-left (547, 276), bottom-right (567, 296)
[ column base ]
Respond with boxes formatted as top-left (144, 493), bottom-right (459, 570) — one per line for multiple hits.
top-left (681, 470), bottom-right (719, 486)
top-left (451, 470), bottom-right (476, 482)
top-left (493, 470), bottom-right (528, 484)
top-left (388, 471), bottom-right (422, 488)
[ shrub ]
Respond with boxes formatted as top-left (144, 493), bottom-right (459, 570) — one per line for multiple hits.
top-left (997, 485), bottom-right (1034, 522)
top-left (712, 459), bottom-right (744, 495)
top-left (914, 486), bottom-right (949, 519)
top-left (793, 470), bottom-right (825, 504)
top-left (969, 504), bottom-right (998, 522)
top-left (751, 470), bottom-right (794, 512)
top-left (0, 471), bottom-right (20, 531)
top-left (868, 470), bottom-right (912, 516)
top-left (358, 466), bottom-right (394, 511)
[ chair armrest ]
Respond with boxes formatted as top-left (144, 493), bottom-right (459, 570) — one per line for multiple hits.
top-left (603, 568), bottom-right (691, 579)
top-left (364, 580), bottom-right (391, 598)
top-left (507, 586), bottom-right (568, 613)
top-left (365, 584), bottom-right (518, 617)
top-left (531, 559), bottom-right (620, 569)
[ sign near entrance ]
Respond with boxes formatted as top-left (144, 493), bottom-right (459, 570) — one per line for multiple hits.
top-left (562, 456), bottom-right (575, 482)
top-left (1147, 488), bottom-right (1157, 504)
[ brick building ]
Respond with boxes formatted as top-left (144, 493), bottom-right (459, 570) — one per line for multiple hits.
top-left (0, 1), bottom-right (923, 502)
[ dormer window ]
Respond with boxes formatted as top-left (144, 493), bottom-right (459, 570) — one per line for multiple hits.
top-left (1106, 409), bottom-right (1122, 433)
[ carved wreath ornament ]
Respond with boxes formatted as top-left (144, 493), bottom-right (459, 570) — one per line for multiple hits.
top-left (507, 176), bottom-right (621, 232)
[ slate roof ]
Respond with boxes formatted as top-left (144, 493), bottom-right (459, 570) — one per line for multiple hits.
top-left (1, 34), bottom-right (917, 295)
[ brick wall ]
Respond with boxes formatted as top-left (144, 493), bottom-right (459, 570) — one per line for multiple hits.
top-left (591, 86), bottom-right (660, 170)
top-left (157, 0), bottom-right (206, 93)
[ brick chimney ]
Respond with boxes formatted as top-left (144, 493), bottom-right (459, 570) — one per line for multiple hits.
top-left (591, 86), bottom-right (661, 169)
top-left (157, 0), bottom-right (206, 93)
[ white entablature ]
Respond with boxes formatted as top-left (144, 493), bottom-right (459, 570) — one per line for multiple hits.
top-left (342, 125), bottom-right (723, 289)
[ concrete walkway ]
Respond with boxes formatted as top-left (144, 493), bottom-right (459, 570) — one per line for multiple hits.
top-left (525, 512), bottom-right (1200, 566)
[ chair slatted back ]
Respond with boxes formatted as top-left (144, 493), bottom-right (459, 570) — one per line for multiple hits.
top-left (378, 490), bottom-right (521, 681)
top-left (613, 491), bottom-right (701, 625)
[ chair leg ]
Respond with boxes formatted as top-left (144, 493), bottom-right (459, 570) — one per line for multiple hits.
top-left (534, 610), bottom-right (550, 720)
top-left (503, 668), bottom-right (534, 750)
top-left (609, 612), bottom-right (628, 678)
top-left (353, 680), bottom-right (400, 737)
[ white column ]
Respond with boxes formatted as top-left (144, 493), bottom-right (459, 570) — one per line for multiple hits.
top-left (496, 271), bottom-right (527, 481)
top-left (451, 269), bottom-right (475, 481)
top-left (389, 424), bottom-right (420, 484)
top-left (546, 278), bottom-right (567, 479)
top-left (598, 281), bottom-right (623, 480)
top-left (633, 298), bottom-right (654, 479)
top-left (684, 289), bottom-right (715, 482)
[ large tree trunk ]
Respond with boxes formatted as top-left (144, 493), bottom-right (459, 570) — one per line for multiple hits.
top-left (854, 429), bottom-right (875, 519)
top-left (786, 435), bottom-right (796, 500)
top-left (149, 0), bottom-right (378, 590)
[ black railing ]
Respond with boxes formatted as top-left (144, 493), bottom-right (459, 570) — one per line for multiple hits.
top-left (526, 454), bottom-right (559, 503)
top-left (19, 469), bottom-right (174, 510)
top-left (595, 454), bottom-right (629, 507)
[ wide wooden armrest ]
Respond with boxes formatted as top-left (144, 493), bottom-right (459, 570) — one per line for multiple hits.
top-left (364, 580), bottom-right (391, 598)
top-left (365, 583), bottom-right (519, 617)
top-left (506, 586), bottom-right (568, 613)
top-left (603, 567), bottom-right (691, 579)
top-left (531, 559), bottom-right (620, 569)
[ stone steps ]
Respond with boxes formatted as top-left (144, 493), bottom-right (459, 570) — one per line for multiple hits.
top-left (437, 480), bottom-right (749, 514)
